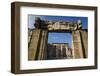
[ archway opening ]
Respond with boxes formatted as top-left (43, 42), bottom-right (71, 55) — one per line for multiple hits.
top-left (47, 32), bottom-right (73, 60)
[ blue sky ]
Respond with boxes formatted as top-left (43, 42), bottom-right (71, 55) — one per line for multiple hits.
top-left (28, 15), bottom-right (88, 47)
top-left (48, 32), bottom-right (72, 47)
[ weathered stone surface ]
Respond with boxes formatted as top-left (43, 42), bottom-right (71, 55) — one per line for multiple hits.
top-left (47, 43), bottom-right (73, 59)
top-left (28, 29), bottom-right (88, 60)
top-left (72, 30), bottom-right (88, 59)
top-left (34, 17), bottom-right (82, 31)
top-left (72, 30), bottom-right (84, 58)
top-left (28, 29), bottom-right (41, 60)
top-left (80, 30), bottom-right (88, 58)
top-left (38, 30), bottom-right (48, 60)
top-left (28, 29), bottom-right (48, 60)
top-left (48, 21), bottom-right (82, 31)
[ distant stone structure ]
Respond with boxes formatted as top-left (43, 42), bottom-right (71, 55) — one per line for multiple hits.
top-left (28, 17), bottom-right (88, 60)
top-left (47, 43), bottom-right (73, 59)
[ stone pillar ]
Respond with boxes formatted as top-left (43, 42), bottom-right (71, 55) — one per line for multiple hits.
top-left (80, 30), bottom-right (88, 58)
top-left (56, 47), bottom-right (59, 58)
top-left (60, 45), bottom-right (63, 58)
top-left (38, 30), bottom-right (48, 60)
top-left (28, 29), bottom-right (41, 60)
top-left (72, 30), bottom-right (84, 58)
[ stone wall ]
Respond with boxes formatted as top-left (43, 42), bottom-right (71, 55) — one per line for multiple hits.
top-left (28, 29), bottom-right (48, 60)
top-left (72, 30), bottom-right (88, 59)
top-left (28, 29), bottom-right (41, 60)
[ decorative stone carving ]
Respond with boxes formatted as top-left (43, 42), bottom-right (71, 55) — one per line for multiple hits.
top-left (34, 17), bottom-right (82, 31)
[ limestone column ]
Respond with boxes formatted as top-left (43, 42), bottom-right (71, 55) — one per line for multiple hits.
top-left (60, 45), bottom-right (63, 58)
top-left (56, 47), bottom-right (59, 59)
top-left (38, 30), bottom-right (48, 60)
top-left (28, 29), bottom-right (41, 60)
top-left (72, 30), bottom-right (84, 58)
top-left (80, 30), bottom-right (88, 58)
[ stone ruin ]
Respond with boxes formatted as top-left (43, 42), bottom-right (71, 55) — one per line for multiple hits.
top-left (28, 17), bottom-right (88, 60)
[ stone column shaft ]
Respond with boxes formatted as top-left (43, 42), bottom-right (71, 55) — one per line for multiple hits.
top-left (72, 30), bottom-right (84, 58)
top-left (28, 29), bottom-right (41, 60)
top-left (80, 30), bottom-right (88, 58)
top-left (38, 30), bottom-right (48, 60)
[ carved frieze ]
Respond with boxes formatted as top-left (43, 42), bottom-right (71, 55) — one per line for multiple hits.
top-left (34, 17), bottom-right (82, 31)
